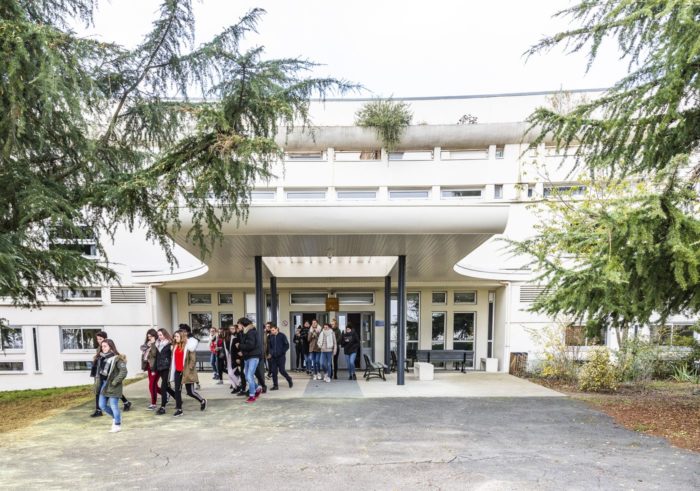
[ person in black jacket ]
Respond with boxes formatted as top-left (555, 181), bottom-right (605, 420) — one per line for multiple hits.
top-left (340, 323), bottom-right (361, 380)
top-left (154, 328), bottom-right (178, 415)
top-left (268, 323), bottom-right (293, 390)
top-left (292, 326), bottom-right (304, 371)
top-left (237, 317), bottom-right (261, 403)
top-left (300, 321), bottom-right (311, 374)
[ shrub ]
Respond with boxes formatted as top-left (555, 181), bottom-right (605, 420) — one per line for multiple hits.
top-left (578, 347), bottom-right (618, 392)
top-left (355, 98), bottom-right (412, 151)
top-left (526, 324), bottom-right (580, 382)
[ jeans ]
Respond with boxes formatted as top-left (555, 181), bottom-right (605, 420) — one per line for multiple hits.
top-left (244, 357), bottom-right (259, 397)
top-left (173, 371), bottom-right (204, 409)
top-left (311, 352), bottom-right (321, 375)
top-left (320, 352), bottom-right (333, 378)
top-left (295, 346), bottom-right (303, 369)
top-left (210, 352), bottom-right (219, 377)
top-left (304, 350), bottom-right (312, 372)
top-left (345, 352), bottom-right (357, 377)
top-left (270, 354), bottom-right (292, 387)
top-left (98, 380), bottom-right (121, 425)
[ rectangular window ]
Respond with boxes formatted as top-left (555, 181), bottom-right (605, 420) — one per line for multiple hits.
top-left (218, 293), bottom-right (233, 305)
top-left (441, 189), bottom-right (482, 199)
top-left (189, 312), bottom-right (213, 334)
top-left (453, 312), bottom-right (476, 362)
top-left (336, 190), bottom-right (377, 200)
top-left (1, 326), bottom-right (23, 350)
top-left (495, 146), bottom-right (505, 159)
top-left (454, 291), bottom-right (477, 304)
top-left (543, 185), bottom-right (586, 198)
top-left (565, 325), bottom-right (605, 347)
top-left (527, 184), bottom-right (535, 198)
top-left (219, 313), bottom-right (234, 330)
top-left (389, 189), bottom-right (430, 199)
top-left (337, 292), bottom-right (375, 305)
top-left (0, 361), bottom-right (23, 372)
top-left (60, 327), bottom-right (101, 351)
top-left (286, 190), bottom-right (326, 201)
top-left (188, 293), bottom-right (212, 305)
top-left (63, 361), bottom-right (93, 371)
top-left (432, 312), bottom-right (446, 350)
top-left (50, 225), bottom-right (99, 258)
top-left (285, 151), bottom-right (325, 161)
top-left (494, 184), bottom-right (503, 199)
top-left (335, 150), bottom-right (381, 161)
top-left (290, 292), bottom-right (327, 305)
top-left (653, 325), bottom-right (697, 346)
top-left (440, 149), bottom-right (489, 160)
top-left (431, 291), bottom-right (447, 304)
top-left (389, 150), bottom-right (433, 161)
top-left (250, 190), bottom-right (276, 201)
top-left (56, 288), bottom-right (102, 301)
top-left (390, 292), bottom-right (420, 360)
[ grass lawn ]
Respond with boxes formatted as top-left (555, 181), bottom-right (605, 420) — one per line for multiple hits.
top-left (0, 377), bottom-right (144, 434)
top-left (532, 378), bottom-right (700, 452)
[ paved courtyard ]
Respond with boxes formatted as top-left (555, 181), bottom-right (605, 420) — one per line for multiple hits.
top-left (1, 372), bottom-right (698, 490)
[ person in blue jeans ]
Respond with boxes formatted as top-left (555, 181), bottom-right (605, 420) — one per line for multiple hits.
top-left (340, 323), bottom-right (360, 380)
top-left (317, 323), bottom-right (336, 383)
top-left (238, 317), bottom-right (261, 403)
top-left (95, 338), bottom-right (128, 432)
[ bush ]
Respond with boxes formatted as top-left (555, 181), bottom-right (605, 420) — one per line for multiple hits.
top-left (578, 347), bottom-right (618, 392)
top-left (355, 98), bottom-right (412, 152)
top-left (526, 324), bottom-right (580, 382)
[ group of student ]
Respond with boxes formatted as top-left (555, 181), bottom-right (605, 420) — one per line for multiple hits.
top-left (292, 318), bottom-right (361, 382)
top-left (90, 317), bottom-right (362, 433)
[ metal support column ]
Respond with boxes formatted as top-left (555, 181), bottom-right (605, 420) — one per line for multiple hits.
top-left (384, 275), bottom-right (392, 371)
top-left (397, 255), bottom-right (406, 385)
top-left (254, 256), bottom-right (265, 348)
top-left (270, 276), bottom-right (278, 326)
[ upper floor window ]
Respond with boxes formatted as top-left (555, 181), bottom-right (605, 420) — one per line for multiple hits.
top-left (250, 190), bottom-right (276, 201)
top-left (441, 149), bottom-right (488, 160)
top-left (543, 185), bottom-right (586, 198)
top-left (495, 145), bottom-right (505, 159)
top-left (286, 190), bottom-right (326, 201)
top-left (50, 225), bottom-right (98, 258)
top-left (188, 292), bottom-right (212, 305)
top-left (389, 189), bottom-right (430, 199)
top-left (335, 150), bottom-right (381, 161)
top-left (454, 291), bottom-right (477, 304)
top-left (285, 151), bottom-right (326, 161)
top-left (337, 292), bottom-right (375, 305)
top-left (388, 150), bottom-right (433, 161)
top-left (56, 288), bottom-right (102, 301)
top-left (336, 189), bottom-right (377, 200)
top-left (441, 188), bottom-right (482, 199)
top-left (290, 292), bottom-right (327, 305)
top-left (1, 326), bottom-right (23, 350)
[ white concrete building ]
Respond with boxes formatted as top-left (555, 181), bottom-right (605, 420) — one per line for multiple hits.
top-left (1, 90), bottom-right (696, 390)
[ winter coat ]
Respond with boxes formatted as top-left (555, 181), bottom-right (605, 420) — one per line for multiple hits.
top-left (299, 326), bottom-right (310, 350)
top-left (332, 326), bottom-right (342, 346)
top-left (240, 327), bottom-right (261, 360)
top-left (170, 338), bottom-right (199, 384)
top-left (308, 327), bottom-right (321, 353)
top-left (268, 332), bottom-right (290, 357)
top-left (155, 341), bottom-right (172, 372)
top-left (317, 328), bottom-right (337, 353)
top-left (140, 342), bottom-right (157, 372)
top-left (94, 354), bottom-right (128, 399)
top-left (341, 330), bottom-right (361, 355)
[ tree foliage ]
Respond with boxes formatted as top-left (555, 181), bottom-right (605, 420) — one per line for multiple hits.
top-left (355, 98), bottom-right (412, 151)
top-left (513, 0), bottom-right (700, 335)
top-left (0, 0), bottom-right (354, 307)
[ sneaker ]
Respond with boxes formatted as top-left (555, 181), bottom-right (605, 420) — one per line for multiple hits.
top-left (173, 409), bottom-right (183, 417)
top-left (110, 423), bottom-right (121, 433)
top-left (352, 374), bottom-right (357, 380)
top-left (255, 387), bottom-right (262, 397)
top-left (349, 375), bottom-right (353, 380)
top-left (236, 391), bottom-right (248, 397)
top-left (216, 380), bottom-right (223, 385)
top-left (270, 386), bottom-right (279, 391)
top-left (231, 387), bottom-right (240, 394)
top-left (156, 407), bottom-right (166, 415)
top-left (245, 396), bottom-right (256, 403)
top-left (200, 399), bottom-right (207, 411)
top-left (288, 379), bottom-right (293, 389)
top-left (147, 404), bottom-right (157, 411)
top-left (123, 401), bottom-right (132, 411)
top-left (90, 409), bottom-right (103, 418)
top-left (262, 386), bottom-right (267, 394)
top-left (324, 376), bottom-right (331, 383)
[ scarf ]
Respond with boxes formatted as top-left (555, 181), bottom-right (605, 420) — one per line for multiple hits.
top-left (99, 352), bottom-right (115, 377)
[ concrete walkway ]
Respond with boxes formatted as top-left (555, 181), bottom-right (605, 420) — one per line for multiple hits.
top-left (1, 372), bottom-right (699, 490)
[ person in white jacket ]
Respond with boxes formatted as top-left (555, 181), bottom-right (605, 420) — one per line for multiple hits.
top-left (317, 323), bottom-right (337, 383)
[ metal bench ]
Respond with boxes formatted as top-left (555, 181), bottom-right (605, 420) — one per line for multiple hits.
top-left (363, 354), bottom-right (387, 381)
top-left (415, 350), bottom-right (473, 373)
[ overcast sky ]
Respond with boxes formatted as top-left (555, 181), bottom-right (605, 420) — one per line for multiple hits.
top-left (82, 0), bottom-right (626, 98)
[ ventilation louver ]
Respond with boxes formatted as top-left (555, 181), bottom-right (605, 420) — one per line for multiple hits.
top-left (519, 285), bottom-right (545, 303)
top-left (110, 286), bottom-right (147, 304)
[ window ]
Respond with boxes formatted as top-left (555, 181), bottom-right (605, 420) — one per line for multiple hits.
top-left (1, 326), bottom-right (23, 350)
top-left (454, 291), bottom-right (477, 304)
top-left (441, 189), bottom-right (482, 199)
top-left (432, 312), bottom-right (446, 350)
top-left (336, 190), bottom-right (377, 200)
top-left (60, 327), bottom-right (101, 351)
top-left (495, 146), bottom-right (505, 159)
top-left (390, 292), bottom-right (420, 360)
top-left (218, 293), bottom-right (233, 305)
top-left (527, 184), bottom-right (535, 198)
top-left (290, 292), bottom-right (327, 305)
top-left (0, 361), bottom-right (23, 372)
top-left (250, 190), bottom-right (276, 201)
top-left (286, 190), bottom-right (326, 201)
top-left (543, 185), bottom-right (586, 198)
top-left (285, 151), bottom-right (325, 161)
top-left (389, 189), bottom-right (430, 199)
top-left (56, 288), bottom-right (102, 301)
top-left (63, 361), bottom-right (93, 371)
top-left (565, 325), bottom-right (605, 346)
top-left (431, 292), bottom-right (447, 304)
top-left (219, 313), bottom-right (234, 330)
top-left (494, 184), bottom-right (503, 199)
top-left (188, 293), bottom-right (212, 305)
top-left (189, 312), bottom-right (213, 334)
top-left (453, 312), bottom-right (476, 365)
top-left (337, 292), bottom-right (375, 305)
top-left (335, 150), bottom-right (381, 161)
top-left (653, 325), bottom-right (697, 346)
top-left (389, 150), bottom-right (433, 161)
top-left (440, 149), bottom-right (488, 160)
top-left (49, 225), bottom-right (98, 258)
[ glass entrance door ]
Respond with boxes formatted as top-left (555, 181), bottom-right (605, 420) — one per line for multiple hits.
top-left (290, 312), bottom-right (329, 370)
top-left (337, 312), bottom-right (373, 369)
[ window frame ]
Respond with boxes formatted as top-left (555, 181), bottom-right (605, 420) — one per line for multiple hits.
top-left (453, 291), bottom-right (477, 305)
top-left (290, 292), bottom-right (328, 305)
top-left (336, 189), bottom-right (378, 200)
top-left (440, 148), bottom-right (489, 160)
top-left (284, 151), bottom-right (326, 161)
top-left (431, 311), bottom-right (446, 350)
top-left (59, 326), bottom-right (102, 352)
top-left (189, 312), bottom-right (213, 334)
top-left (431, 291), bottom-right (447, 305)
top-left (337, 292), bottom-right (375, 305)
top-left (440, 188), bottom-right (483, 199)
top-left (334, 150), bottom-right (381, 162)
top-left (388, 150), bottom-right (434, 161)
top-left (63, 360), bottom-right (94, 372)
top-left (388, 189), bottom-right (431, 200)
top-left (56, 287), bottom-right (102, 302)
top-left (285, 190), bottom-right (327, 201)
top-left (218, 292), bottom-right (233, 305)
top-left (0, 361), bottom-right (24, 372)
top-left (453, 311), bottom-right (476, 365)
top-left (188, 292), bottom-right (212, 305)
top-left (0, 325), bottom-right (24, 352)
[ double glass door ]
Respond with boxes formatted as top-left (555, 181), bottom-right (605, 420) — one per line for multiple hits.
top-left (337, 312), bottom-right (373, 369)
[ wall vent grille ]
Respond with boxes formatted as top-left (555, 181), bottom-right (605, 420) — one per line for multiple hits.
top-left (110, 286), bottom-right (147, 304)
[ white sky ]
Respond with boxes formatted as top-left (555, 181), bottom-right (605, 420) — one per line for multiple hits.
top-left (82, 0), bottom-right (627, 98)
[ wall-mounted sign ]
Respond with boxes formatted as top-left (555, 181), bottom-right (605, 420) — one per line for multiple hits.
top-left (375, 320), bottom-right (385, 327)
top-left (325, 297), bottom-right (339, 312)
